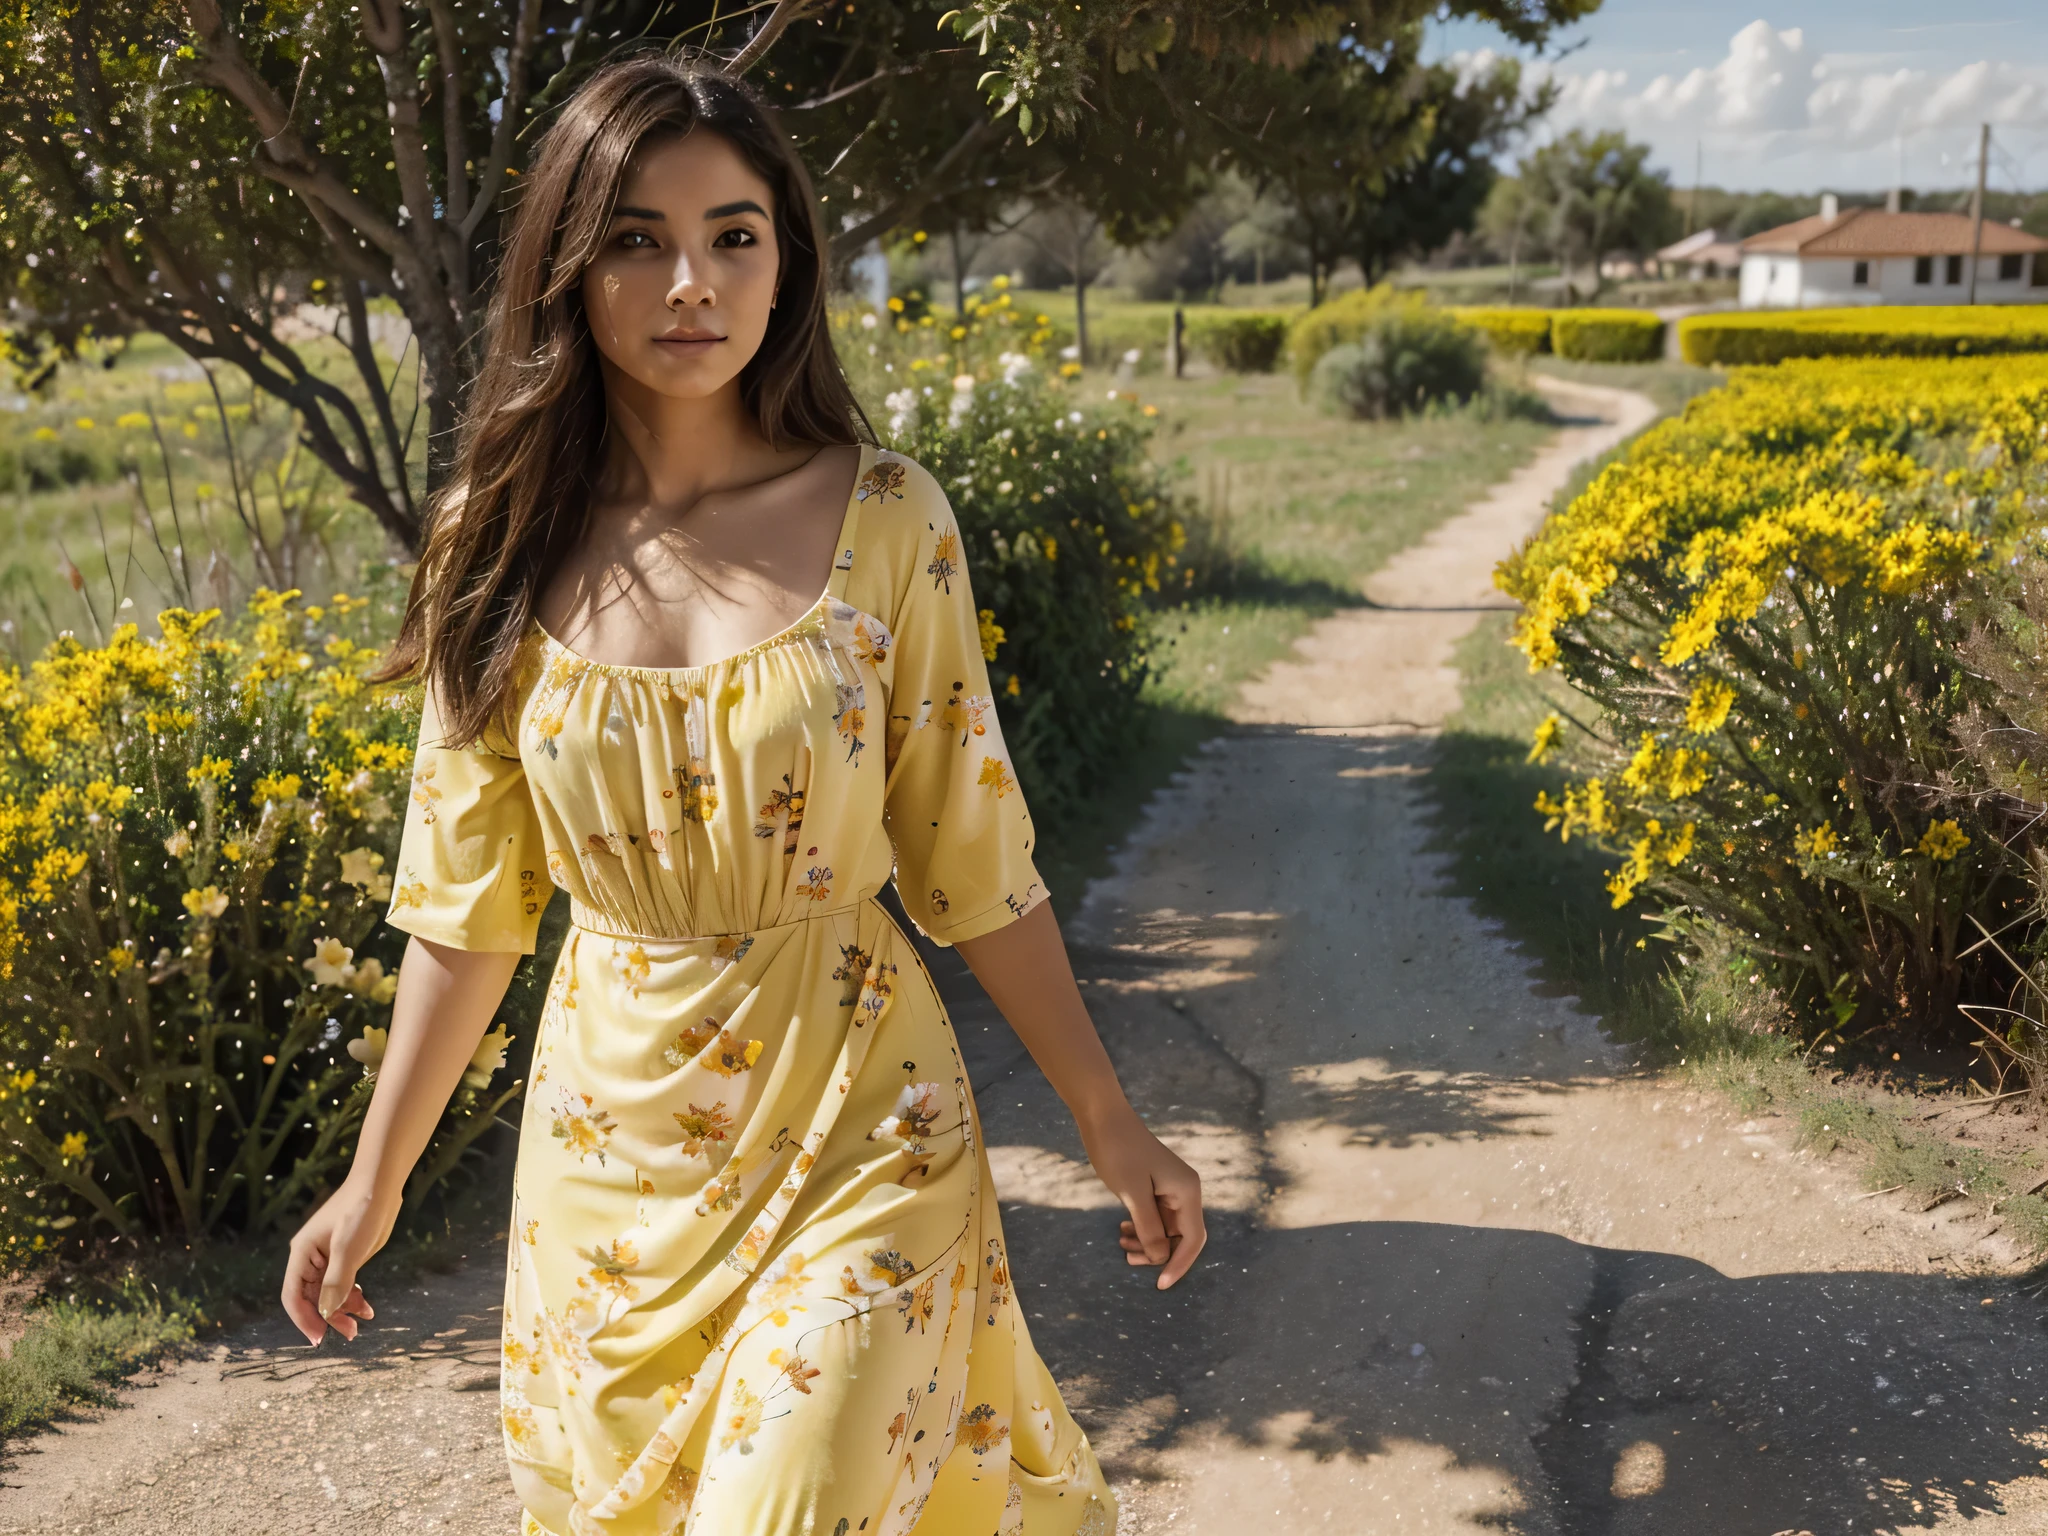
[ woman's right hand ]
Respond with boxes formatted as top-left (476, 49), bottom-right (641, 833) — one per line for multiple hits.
top-left (282, 1177), bottom-right (398, 1345)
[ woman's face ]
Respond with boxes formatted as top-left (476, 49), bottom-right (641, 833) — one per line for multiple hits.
top-left (580, 129), bottom-right (781, 404)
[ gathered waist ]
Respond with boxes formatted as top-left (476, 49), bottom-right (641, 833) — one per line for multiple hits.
top-left (567, 890), bottom-right (886, 945)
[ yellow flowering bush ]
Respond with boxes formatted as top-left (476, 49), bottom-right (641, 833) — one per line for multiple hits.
top-left (1679, 304), bottom-right (2048, 367)
top-left (0, 587), bottom-right (516, 1254)
top-left (1500, 354), bottom-right (2048, 1038)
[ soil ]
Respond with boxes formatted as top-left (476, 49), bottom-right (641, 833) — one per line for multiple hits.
top-left (5, 379), bottom-right (2045, 1535)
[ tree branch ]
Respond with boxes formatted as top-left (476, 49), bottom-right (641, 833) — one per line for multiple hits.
top-left (462, 0), bottom-right (544, 243)
top-left (828, 116), bottom-right (999, 260)
top-left (429, 0), bottom-right (472, 243)
top-left (729, 0), bottom-right (826, 77)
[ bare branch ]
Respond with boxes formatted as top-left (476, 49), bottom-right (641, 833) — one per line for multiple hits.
top-left (729, 0), bottom-right (826, 77)
top-left (463, 0), bottom-right (545, 243)
top-left (788, 66), bottom-right (917, 112)
top-left (828, 116), bottom-right (998, 259)
top-left (429, 0), bottom-right (472, 239)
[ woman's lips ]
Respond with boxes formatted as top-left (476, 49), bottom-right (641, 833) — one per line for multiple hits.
top-left (655, 333), bottom-right (723, 349)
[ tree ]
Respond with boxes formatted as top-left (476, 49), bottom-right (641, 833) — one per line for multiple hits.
top-left (1227, 26), bottom-right (1442, 307)
top-left (1513, 129), bottom-right (1678, 297)
top-left (1340, 54), bottom-right (1549, 286)
top-left (1, 0), bottom-right (1599, 551)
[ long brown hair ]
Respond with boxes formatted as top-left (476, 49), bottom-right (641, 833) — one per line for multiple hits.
top-left (379, 54), bottom-right (872, 746)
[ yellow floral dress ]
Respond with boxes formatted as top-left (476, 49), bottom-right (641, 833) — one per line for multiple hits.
top-left (385, 447), bottom-right (1116, 1536)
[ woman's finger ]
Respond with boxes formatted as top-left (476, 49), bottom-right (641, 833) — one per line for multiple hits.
top-left (1155, 1183), bottom-right (1208, 1289)
top-left (1118, 1184), bottom-right (1171, 1265)
top-left (281, 1236), bottom-right (330, 1345)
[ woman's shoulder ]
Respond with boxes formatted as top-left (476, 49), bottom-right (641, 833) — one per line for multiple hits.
top-left (849, 448), bottom-right (959, 589)
top-left (852, 447), bottom-right (953, 530)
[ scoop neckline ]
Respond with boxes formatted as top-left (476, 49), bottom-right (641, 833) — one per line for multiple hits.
top-left (533, 589), bottom-right (836, 681)
top-left (529, 443), bottom-right (874, 681)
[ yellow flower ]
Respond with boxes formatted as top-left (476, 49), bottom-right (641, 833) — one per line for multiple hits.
top-left (1916, 819), bottom-right (1970, 862)
top-left (1796, 822), bottom-right (1839, 858)
top-left (59, 1131), bottom-right (87, 1161)
top-left (338, 846), bottom-right (393, 901)
top-left (163, 827), bottom-right (192, 858)
top-left (976, 608), bottom-right (1005, 662)
top-left (303, 935), bottom-right (355, 988)
top-left (187, 756), bottom-right (233, 787)
top-left (464, 1027), bottom-right (512, 1090)
top-left (182, 885), bottom-right (229, 920)
top-left (348, 956), bottom-right (400, 1004)
top-left (1526, 713), bottom-right (1562, 765)
top-left (252, 772), bottom-right (302, 805)
top-left (116, 411), bottom-right (150, 430)
top-left (347, 1026), bottom-right (388, 1075)
top-left (1684, 678), bottom-right (1736, 735)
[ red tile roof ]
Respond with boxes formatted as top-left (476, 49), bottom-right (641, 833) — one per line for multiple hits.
top-left (1742, 209), bottom-right (2048, 257)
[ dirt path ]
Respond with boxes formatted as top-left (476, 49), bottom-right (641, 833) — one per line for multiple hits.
top-left (979, 379), bottom-right (2048, 1535)
top-left (7, 381), bottom-right (2046, 1535)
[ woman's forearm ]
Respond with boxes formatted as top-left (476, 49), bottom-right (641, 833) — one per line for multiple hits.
top-left (350, 935), bottom-right (522, 1206)
top-left (954, 901), bottom-right (1133, 1129)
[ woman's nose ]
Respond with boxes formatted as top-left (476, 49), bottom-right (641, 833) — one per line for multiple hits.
top-left (667, 253), bottom-right (714, 309)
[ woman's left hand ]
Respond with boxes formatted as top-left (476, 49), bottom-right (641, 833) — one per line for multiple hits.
top-left (1078, 1105), bottom-right (1206, 1289)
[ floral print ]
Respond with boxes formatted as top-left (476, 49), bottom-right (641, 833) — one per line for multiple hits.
top-left (385, 446), bottom-right (1106, 1536)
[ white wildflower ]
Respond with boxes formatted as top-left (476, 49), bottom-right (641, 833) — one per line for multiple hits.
top-left (303, 936), bottom-right (355, 989)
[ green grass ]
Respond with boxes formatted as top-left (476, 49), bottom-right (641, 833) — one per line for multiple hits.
top-left (0, 327), bottom-right (411, 648)
top-left (1032, 366), bottom-right (1555, 898)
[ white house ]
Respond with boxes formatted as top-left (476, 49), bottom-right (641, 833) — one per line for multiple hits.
top-left (1739, 200), bottom-right (2048, 309)
top-left (1656, 228), bottom-right (1743, 280)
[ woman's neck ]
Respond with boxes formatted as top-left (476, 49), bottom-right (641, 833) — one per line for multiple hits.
top-left (590, 370), bottom-right (784, 519)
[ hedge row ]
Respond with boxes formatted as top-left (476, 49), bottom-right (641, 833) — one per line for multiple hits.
top-left (1550, 310), bottom-right (1665, 363)
top-left (1448, 307), bottom-right (1553, 356)
top-left (1678, 305), bottom-right (2048, 366)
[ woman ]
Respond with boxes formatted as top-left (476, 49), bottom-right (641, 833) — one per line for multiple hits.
top-left (280, 54), bottom-right (1204, 1536)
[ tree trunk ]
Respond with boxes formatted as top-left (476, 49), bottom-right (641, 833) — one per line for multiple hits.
top-left (1075, 264), bottom-right (1090, 368)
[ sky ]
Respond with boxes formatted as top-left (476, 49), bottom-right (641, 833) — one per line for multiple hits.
top-left (1426, 1), bottom-right (2048, 195)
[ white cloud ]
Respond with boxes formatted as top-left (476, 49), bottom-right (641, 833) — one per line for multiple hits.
top-left (1505, 21), bottom-right (2048, 189)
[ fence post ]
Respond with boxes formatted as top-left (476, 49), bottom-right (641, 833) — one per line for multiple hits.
top-left (1169, 306), bottom-right (1186, 378)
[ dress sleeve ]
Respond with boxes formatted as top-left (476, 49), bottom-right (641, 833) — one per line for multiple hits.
top-left (384, 682), bottom-right (549, 954)
top-left (882, 470), bottom-right (1048, 946)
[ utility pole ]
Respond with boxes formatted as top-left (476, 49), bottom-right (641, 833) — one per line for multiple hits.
top-left (1686, 140), bottom-right (1702, 236)
top-left (1968, 121), bottom-right (1989, 305)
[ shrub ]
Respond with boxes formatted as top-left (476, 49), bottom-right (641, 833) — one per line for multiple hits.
top-left (1550, 309), bottom-right (1665, 363)
top-left (1497, 354), bottom-right (2048, 1042)
top-left (1306, 305), bottom-right (1487, 420)
top-left (1185, 310), bottom-right (1294, 373)
top-left (1679, 305), bottom-right (2048, 367)
top-left (1286, 284), bottom-right (1409, 389)
top-left (1450, 306), bottom-right (1554, 357)
top-left (0, 587), bottom-right (519, 1257)
top-left (863, 356), bottom-right (1184, 821)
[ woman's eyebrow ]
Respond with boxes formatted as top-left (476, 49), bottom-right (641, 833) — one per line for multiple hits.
top-left (611, 204), bottom-right (666, 222)
top-left (704, 199), bottom-right (768, 220)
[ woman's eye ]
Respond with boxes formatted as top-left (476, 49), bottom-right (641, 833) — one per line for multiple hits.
top-left (712, 227), bottom-right (758, 249)
top-left (618, 230), bottom-right (656, 249)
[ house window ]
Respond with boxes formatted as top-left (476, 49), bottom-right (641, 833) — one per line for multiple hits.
top-left (2000, 253), bottom-right (2024, 281)
top-left (1852, 260), bottom-right (1870, 287)
top-left (1914, 256), bottom-right (1933, 285)
top-left (1945, 254), bottom-right (1964, 285)
top-left (2034, 255), bottom-right (2048, 288)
